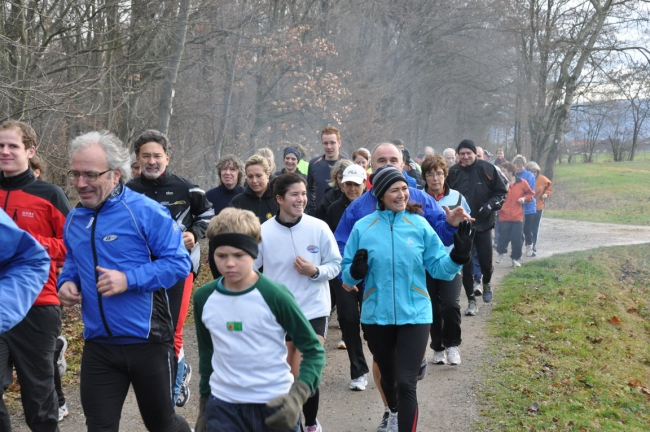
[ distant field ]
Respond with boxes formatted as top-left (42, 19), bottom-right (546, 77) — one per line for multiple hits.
top-left (544, 158), bottom-right (650, 225)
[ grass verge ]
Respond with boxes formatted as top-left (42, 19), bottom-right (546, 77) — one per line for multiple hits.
top-left (545, 159), bottom-right (650, 225)
top-left (481, 244), bottom-right (650, 431)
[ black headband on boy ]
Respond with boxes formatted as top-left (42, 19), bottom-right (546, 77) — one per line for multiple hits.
top-left (209, 233), bottom-right (259, 259)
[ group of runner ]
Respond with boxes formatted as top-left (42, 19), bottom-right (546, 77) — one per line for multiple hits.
top-left (0, 121), bottom-right (551, 432)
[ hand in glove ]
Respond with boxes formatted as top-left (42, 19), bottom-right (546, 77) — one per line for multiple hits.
top-left (449, 221), bottom-right (476, 265)
top-left (477, 203), bottom-right (493, 219)
top-left (195, 396), bottom-right (207, 432)
top-left (265, 381), bottom-right (311, 430)
top-left (349, 249), bottom-right (369, 280)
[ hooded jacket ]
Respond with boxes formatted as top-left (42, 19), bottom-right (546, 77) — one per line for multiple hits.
top-left (447, 159), bottom-right (508, 232)
top-left (230, 185), bottom-right (278, 225)
top-left (58, 186), bottom-right (192, 343)
top-left (342, 209), bottom-right (462, 325)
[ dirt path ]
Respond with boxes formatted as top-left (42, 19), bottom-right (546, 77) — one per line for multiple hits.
top-left (8, 218), bottom-right (650, 431)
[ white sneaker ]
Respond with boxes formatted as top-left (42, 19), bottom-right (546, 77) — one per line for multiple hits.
top-left (526, 245), bottom-right (533, 257)
top-left (337, 340), bottom-right (347, 350)
top-left (305, 419), bottom-right (322, 432)
top-left (431, 350), bottom-right (447, 364)
top-left (58, 403), bottom-right (69, 422)
top-left (349, 374), bottom-right (367, 391)
top-left (387, 411), bottom-right (398, 432)
top-left (495, 254), bottom-right (504, 263)
top-left (56, 336), bottom-right (67, 376)
top-left (447, 347), bottom-right (461, 365)
top-left (512, 259), bottom-right (521, 267)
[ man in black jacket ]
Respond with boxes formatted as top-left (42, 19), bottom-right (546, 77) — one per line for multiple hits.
top-left (127, 129), bottom-right (214, 408)
top-left (447, 139), bottom-right (508, 303)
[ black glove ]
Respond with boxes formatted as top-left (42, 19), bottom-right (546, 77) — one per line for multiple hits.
top-left (195, 396), bottom-right (207, 432)
top-left (477, 203), bottom-right (493, 219)
top-left (349, 249), bottom-right (369, 280)
top-left (265, 380), bottom-right (311, 430)
top-left (449, 221), bottom-right (475, 265)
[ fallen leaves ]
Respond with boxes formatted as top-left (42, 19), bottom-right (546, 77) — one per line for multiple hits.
top-left (607, 316), bottom-right (622, 326)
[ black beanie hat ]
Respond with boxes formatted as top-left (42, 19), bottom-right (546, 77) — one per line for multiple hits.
top-left (457, 139), bottom-right (477, 155)
top-left (371, 165), bottom-right (407, 200)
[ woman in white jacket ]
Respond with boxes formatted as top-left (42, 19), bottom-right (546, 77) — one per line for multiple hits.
top-left (255, 172), bottom-right (341, 432)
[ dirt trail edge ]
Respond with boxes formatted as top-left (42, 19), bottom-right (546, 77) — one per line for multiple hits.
top-left (8, 218), bottom-right (650, 431)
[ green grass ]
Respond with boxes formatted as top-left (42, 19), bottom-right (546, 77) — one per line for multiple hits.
top-left (545, 158), bottom-right (650, 225)
top-left (481, 244), bottom-right (650, 431)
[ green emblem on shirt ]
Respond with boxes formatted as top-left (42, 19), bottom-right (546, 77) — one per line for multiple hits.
top-left (227, 321), bottom-right (243, 331)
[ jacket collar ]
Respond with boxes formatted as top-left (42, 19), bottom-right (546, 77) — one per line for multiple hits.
top-left (0, 168), bottom-right (35, 190)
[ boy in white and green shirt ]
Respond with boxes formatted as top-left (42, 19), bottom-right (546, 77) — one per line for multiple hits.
top-left (193, 207), bottom-right (325, 432)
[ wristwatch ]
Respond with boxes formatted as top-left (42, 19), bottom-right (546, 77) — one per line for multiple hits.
top-left (310, 268), bottom-right (320, 279)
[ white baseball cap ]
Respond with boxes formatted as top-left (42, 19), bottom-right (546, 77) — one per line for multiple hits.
top-left (341, 165), bottom-right (366, 184)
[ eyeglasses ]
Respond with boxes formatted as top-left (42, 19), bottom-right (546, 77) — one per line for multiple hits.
top-left (67, 169), bottom-right (111, 182)
top-left (425, 172), bottom-right (446, 179)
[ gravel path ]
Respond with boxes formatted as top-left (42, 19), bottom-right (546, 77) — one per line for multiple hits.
top-left (7, 218), bottom-right (650, 431)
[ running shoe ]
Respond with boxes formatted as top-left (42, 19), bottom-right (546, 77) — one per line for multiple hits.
top-left (416, 357), bottom-right (427, 381)
top-left (58, 403), bottom-right (69, 422)
top-left (305, 419), bottom-right (322, 432)
top-left (482, 283), bottom-right (493, 303)
top-left (387, 412), bottom-right (398, 432)
top-left (176, 363), bottom-right (192, 407)
top-left (56, 336), bottom-right (67, 376)
top-left (465, 300), bottom-right (478, 316)
top-left (432, 350), bottom-right (447, 364)
top-left (495, 253), bottom-right (504, 263)
top-left (526, 245), bottom-right (534, 257)
top-left (447, 347), bottom-right (461, 365)
top-left (349, 374), bottom-right (367, 391)
top-left (512, 259), bottom-right (521, 267)
top-left (337, 340), bottom-right (347, 350)
top-left (377, 410), bottom-right (390, 432)
top-left (473, 281), bottom-right (482, 297)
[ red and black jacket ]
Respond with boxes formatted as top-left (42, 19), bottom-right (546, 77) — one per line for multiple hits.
top-left (0, 169), bottom-right (71, 306)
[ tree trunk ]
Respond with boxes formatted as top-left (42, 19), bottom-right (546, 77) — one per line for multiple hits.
top-left (158, 0), bottom-right (191, 135)
top-left (214, 34), bottom-right (242, 159)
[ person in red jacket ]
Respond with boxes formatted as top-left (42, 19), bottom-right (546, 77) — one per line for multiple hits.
top-left (495, 163), bottom-right (534, 267)
top-left (0, 120), bottom-right (71, 431)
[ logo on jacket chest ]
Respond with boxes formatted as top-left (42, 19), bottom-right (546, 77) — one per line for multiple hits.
top-left (306, 245), bottom-right (319, 253)
top-left (102, 235), bottom-right (118, 242)
top-left (21, 210), bottom-right (35, 218)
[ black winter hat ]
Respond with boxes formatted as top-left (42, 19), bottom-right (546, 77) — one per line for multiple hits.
top-left (371, 165), bottom-right (406, 200)
top-left (457, 139), bottom-right (477, 155)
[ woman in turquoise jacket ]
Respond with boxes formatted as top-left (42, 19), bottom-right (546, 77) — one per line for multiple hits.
top-left (341, 165), bottom-right (474, 432)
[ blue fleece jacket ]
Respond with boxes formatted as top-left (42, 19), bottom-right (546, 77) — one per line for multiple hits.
top-left (0, 209), bottom-right (50, 333)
